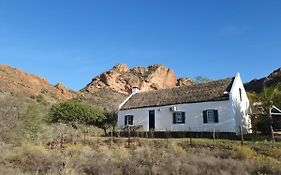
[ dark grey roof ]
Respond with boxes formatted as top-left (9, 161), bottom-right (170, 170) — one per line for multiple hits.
top-left (120, 77), bottom-right (235, 110)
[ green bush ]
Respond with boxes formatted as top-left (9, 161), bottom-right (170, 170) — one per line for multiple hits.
top-left (49, 99), bottom-right (104, 126)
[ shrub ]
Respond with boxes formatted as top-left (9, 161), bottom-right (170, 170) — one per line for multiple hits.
top-left (30, 95), bottom-right (45, 103)
top-left (40, 88), bottom-right (49, 94)
top-left (49, 99), bottom-right (104, 126)
top-left (2, 144), bottom-right (65, 174)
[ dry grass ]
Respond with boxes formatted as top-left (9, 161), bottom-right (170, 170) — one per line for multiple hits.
top-left (0, 138), bottom-right (281, 175)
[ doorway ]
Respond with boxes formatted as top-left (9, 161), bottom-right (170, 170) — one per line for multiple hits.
top-left (149, 110), bottom-right (155, 130)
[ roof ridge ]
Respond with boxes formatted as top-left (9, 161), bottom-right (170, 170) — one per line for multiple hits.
top-left (137, 77), bottom-right (235, 95)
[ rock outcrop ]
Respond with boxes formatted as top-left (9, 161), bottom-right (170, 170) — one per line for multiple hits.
top-left (177, 77), bottom-right (193, 86)
top-left (0, 64), bottom-right (77, 101)
top-left (80, 63), bottom-right (194, 111)
top-left (82, 64), bottom-right (191, 94)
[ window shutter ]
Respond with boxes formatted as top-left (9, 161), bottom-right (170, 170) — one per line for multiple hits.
top-left (214, 110), bottom-right (219, 123)
top-left (203, 110), bottom-right (207, 123)
top-left (182, 112), bottom-right (185, 123)
top-left (173, 113), bottom-right (176, 124)
top-left (124, 116), bottom-right (127, 125)
top-left (131, 116), bottom-right (134, 125)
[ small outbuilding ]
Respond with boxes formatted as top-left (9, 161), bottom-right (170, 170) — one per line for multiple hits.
top-left (118, 73), bottom-right (252, 134)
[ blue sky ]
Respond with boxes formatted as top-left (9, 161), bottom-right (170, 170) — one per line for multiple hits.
top-left (0, 0), bottom-right (280, 90)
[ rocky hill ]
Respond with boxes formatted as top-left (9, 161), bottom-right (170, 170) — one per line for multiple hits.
top-left (80, 64), bottom-right (193, 111)
top-left (0, 63), bottom-right (193, 111)
top-left (0, 64), bottom-right (77, 101)
top-left (245, 68), bottom-right (281, 93)
top-left (82, 64), bottom-right (193, 94)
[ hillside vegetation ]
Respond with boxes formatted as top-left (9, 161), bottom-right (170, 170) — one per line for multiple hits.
top-left (1, 137), bottom-right (281, 175)
top-left (0, 92), bottom-right (51, 144)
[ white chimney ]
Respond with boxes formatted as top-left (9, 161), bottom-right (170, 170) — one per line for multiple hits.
top-left (132, 87), bottom-right (140, 94)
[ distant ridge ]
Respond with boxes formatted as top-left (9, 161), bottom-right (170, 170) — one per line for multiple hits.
top-left (245, 68), bottom-right (281, 93)
top-left (0, 64), bottom-right (77, 102)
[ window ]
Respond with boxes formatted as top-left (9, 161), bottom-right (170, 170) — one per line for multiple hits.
top-left (173, 112), bottom-right (185, 124)
top-left (239, 88), bottom-right (242, 101)
top-left (124, 115), bottom-right (133, 125)
top-left (203, 109), bottom-right (218, 124)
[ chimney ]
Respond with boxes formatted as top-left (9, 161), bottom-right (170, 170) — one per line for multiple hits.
top-left (132, 87), bottom-right (140, 94)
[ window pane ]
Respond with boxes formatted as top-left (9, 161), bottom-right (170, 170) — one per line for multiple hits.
top-left (174, 112), bottom-right (185, 123)
top-left (128, 116), bottom-right (133, 125)
top-left (207, 110), bottom-right (214, 123)
top-left (125, 115), bottom-right (133, 125)
top-left (176, 115), bottom-right (182, 122)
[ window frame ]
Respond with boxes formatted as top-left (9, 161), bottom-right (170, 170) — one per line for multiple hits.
top-left (203, 109), bottom-right (218, 124)
top-left (173, 111), bottom-right (185, 124)
top-left (124, 115), bottom-right (133, 126)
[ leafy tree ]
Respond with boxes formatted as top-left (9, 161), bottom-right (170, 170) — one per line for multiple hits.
top-left (92, 111), bottom-right (118, 135)
top-left (194, 76), bottom-right (211, 84)
top-left (49, 99), bottom-right (104, 127)
top-left (272, 93), bottom-right (281, 109)
top-left (248, 82), bottom-right (281, 134)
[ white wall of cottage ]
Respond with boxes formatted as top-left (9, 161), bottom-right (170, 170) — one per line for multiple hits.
top-left (118, 100), bottom-right (238, 133)
top-left (118, 73), bottom-right (252, 134)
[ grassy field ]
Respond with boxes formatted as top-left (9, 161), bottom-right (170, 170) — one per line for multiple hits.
top-left (1, 135), bottom-right (281, 175)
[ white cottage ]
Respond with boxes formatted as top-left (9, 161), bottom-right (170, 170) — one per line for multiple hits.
top-left (118, 73), bottom-right (252, 134)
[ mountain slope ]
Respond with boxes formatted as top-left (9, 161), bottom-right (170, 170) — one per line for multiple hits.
top-left (0, 64), bottom-right (79, 143)
top-left (0, 64), bottom-right (77, 101)
top-left (245, 68), bottom-right (281, 93)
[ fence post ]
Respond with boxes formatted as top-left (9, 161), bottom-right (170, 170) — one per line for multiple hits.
top-left (150, 129), bottom-right (154, 138)
top-left (189, 127), bottom-right (192, 145)
top-left (83, 130), bottom-right (86, 143)
top-left (239, 125), bottom-right (244, 146)
top-left (145, 131), bottom-right (148, 138)
top-left (60, 133), bottom-right (64, 149)
top-left (213, 127), bottom-right (216, 141)
top-left (110, 126), bottom-right (114, 147)
top-left (269, 107), bottom-right (275, 143)
top-left (128, 127), bottom-right (131, 148)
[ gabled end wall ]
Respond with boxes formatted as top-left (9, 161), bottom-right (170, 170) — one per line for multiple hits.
top-left (229, 73), bottom-right (252, 134)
